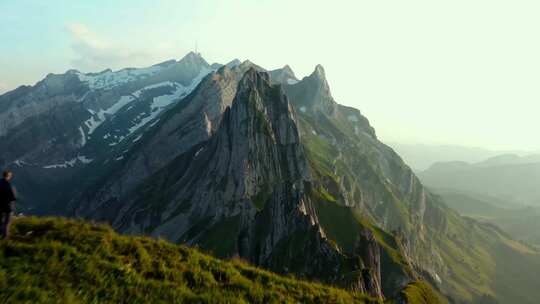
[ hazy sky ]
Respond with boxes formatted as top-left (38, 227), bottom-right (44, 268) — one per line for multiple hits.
top-left (1, 0), bottom-right (539, 151)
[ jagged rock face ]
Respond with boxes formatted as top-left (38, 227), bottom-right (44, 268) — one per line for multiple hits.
top-left (0, 73), bottom-right (87, 138)
top-left (353, 229), bottom-right (384, 299)
top-left (283, 65), bottom-right (338, 116)
top-left (247, 183), bottom-right (340, 279)
top-left (283, 66), bottom-right (423, 232)
top-left (286, 65), bottom-right (435, 233)
top-left (279, 64), bottom-right (449, 295)
top-left (71, 62), bottom-right (265, 217)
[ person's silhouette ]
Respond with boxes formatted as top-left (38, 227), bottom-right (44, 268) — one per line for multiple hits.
top-left (0, 170), bottom-right (16, 239)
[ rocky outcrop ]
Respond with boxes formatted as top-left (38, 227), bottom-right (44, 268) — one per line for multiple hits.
top-left (353, 229), bottom-right (384, 299)
top-left (71, 61), bottom-right (264, 217)
top-left (0, 72), bottom-right (87, 138)
top-left (284, 64), bottom-right (337, 116)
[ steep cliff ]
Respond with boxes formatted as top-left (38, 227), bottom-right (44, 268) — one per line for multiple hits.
top-left (77, 69), bottom-right (405, 299)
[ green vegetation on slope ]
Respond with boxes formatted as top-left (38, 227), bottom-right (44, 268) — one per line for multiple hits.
top-left (310, 187), bottom-right (414, 297)
top-left (0, 217), bottom-right (382, 304)
top-left (397, 281), bottom-right (447, 304)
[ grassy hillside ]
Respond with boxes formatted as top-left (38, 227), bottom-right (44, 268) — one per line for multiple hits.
top-left (0, 216), bottom-right (386, 304)
top-left (397, 281), bottom-right (448, 304)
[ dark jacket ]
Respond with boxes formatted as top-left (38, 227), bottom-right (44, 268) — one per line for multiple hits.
top-left (0, 179), bottom-right (16, 212)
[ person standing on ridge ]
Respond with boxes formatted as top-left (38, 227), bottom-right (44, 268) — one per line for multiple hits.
top-left (0, 170), bottom-right (16, 239)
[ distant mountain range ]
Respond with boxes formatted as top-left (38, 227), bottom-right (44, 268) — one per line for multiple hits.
top-left (388, 143), bottom-right (535, 171)
top-left (2, 52), bottom-right (540, 303)
top-left (419, 154), bottom-right (540, 206)
top-left (419, 153), bottom-right (540, 249)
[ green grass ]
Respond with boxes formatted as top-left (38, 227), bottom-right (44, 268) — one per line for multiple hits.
top-left (397, 281), bottom-right (447, 304)
top-left (0, 216), bottom-right (382, 304)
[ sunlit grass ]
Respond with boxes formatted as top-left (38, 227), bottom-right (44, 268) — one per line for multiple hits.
top-left (0, 216), bottom-right (381, 304)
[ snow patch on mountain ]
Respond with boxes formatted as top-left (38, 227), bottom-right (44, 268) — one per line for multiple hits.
top-left (132, 134), bottom-right (143, 143)
top-left (12, 160), bottom-right (29, 167)
top-left (125, 88), bottom-right (181, 135)
top-left (81, 67), bottom-right (211, 142)
top-left (43, 156), bottom-right (93, 169)
top-left (194, 147), bottom-right (204, 157)
top-left (287, 78), bottom-right (298, 85)
top-left (77, 155), bottom-right (93, 164)
top-left (78, 126), bottom-right (86, 147)
top-left (132, 81), bottom-right (176, 98)
top-left (77, 66), bottom-right (162, 90)
top-left (125, 68), bottom-right (211, 136)
top-left (83, 95), bottom-right (135, 135)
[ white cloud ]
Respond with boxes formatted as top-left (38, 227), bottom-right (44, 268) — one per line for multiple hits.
top-left (66, 23), bottom-right (150, 72)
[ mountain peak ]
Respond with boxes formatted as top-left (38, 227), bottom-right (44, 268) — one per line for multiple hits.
top-left (237, 68), bottom-right (270, 93)
top-left (282, 64), bottom-right (294, 74)
top-left (240, 59), bottom-right (255, 67)
top-left (178, 51), bottom-right (209, 67)
top-left (284, 64), bottom-right (335, 115)
top-left (183, 51), bottom-right (202, 59)
top-left (310, 64), bottom-right (327, 81)
top-left (232, 60), bottom-right (265, 78)
top-left (65, 69), bottom-right (81, 74)
top-left (268, 65), bottom-right (298, 85)
top-left (314, 64), bottom-right (325, 74)
top-left (225, 58), bottom-right (241, 68)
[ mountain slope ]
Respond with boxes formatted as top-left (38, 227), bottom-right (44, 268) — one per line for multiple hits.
top-left (0, 52), bottom-right (213, 214)
top-left (1, 216), bottom-right (385, 304)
